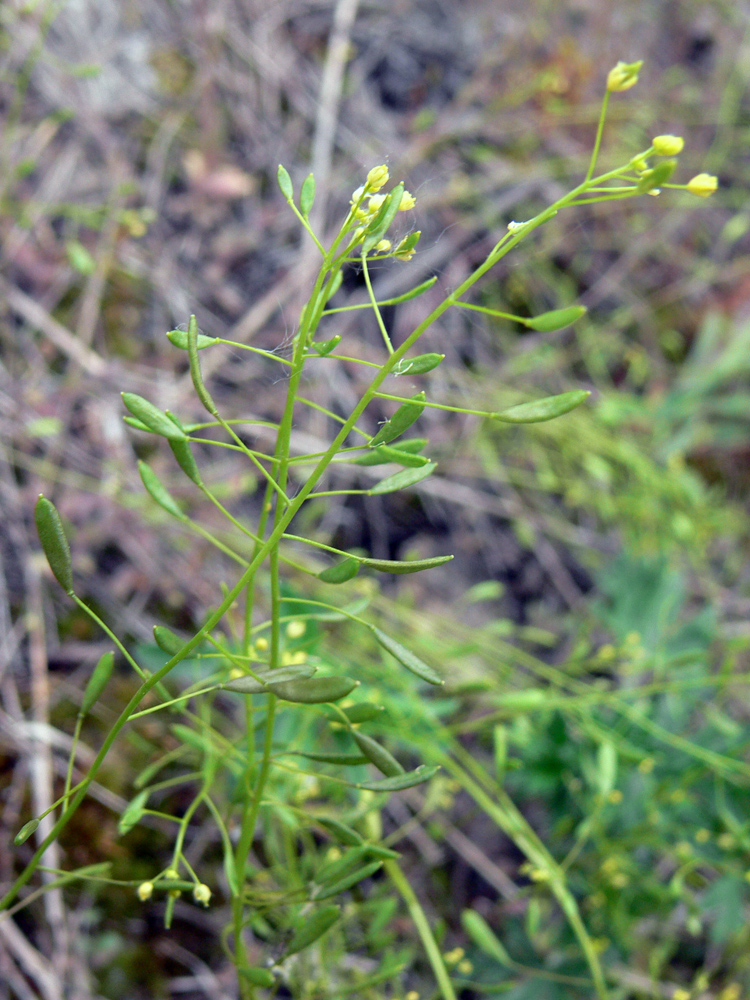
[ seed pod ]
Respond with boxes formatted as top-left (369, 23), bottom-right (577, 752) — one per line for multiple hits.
top-left (340, 703), bottom-right (384, 724)
top-left (370, 392), bottom-right (425, 447)
top-left (118, 790), bottom-right (148, 836)
top-left (315, 845), bottom-right (371, 885)
top-left (240, 967), bottom-right (275, 988)
top-left (360, 554), bottom-right (452, 575)
top-left (352, 731), bottom-right (404, 777)
top-left (187, 315), bottom-right (218, 416)
top-left (277, 164), bottom-right (294, 201)
top-left (300, 173), bottom-right (316, 216)
top-left (138, 462), bottom-right (184, 519)
top-left (355, 764), bottom-right (440, 792)
top-left (267, 675), bottom-right (358, 704)
top-left (311, 861), bottom-right (383, 901)
top-left (35, 496), bottom-right (74, 594)
top-left (169, 439), bottom-right (202, 486)
top-left (167, 329), bottom-right (219, 350)
top-left (524, 305), bottom-right (587, 332)
top-left (311, 335), bottom-right (342, 356)
top-left (372, 627), bottom-right (443, 685)
top-left (222, 663), bottom-right (317, 693)
top-left (153, 625), bottom-right (183, 656)
top-left (316, 817), bottom-right (364, 846)
top-left (368, 462), bottom-right (436, 496)
top-left (285, 905), bottom-right (340, 956)
top-left (461, 909), bottom-right (512, 966)
top-left (353, 445), bottom-right (430, 468)
top-left (318, 558), bottom-right (360, 584)
top-left (392, 353), bottom-right (445, 376)
top-left (637, 158), bottom-right (677, 193)
top-left (294, 750), bottom-right (368, 765)
top-left (121, 393), bottom-right (187, 441)
top-left (79, 651), bottom-right (114, 716)
top-left (494, 390), bottom-right (590, 424)
top-left (14, 818), bottom-right (40, 845)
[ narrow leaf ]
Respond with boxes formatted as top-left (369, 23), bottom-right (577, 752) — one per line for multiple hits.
top-left (316, 817), bottom-right (364, 846)
top-left (285, 905), bottom-right (340, 955)
top-left (34, 496), bottom-right (74, 594)
top-left (138, 462), bottom-right (184, 519)
top-left (494, 390), bottom-right (590, 424)
top-left (372, 627), bottom-right (443, 685)
top-left (167, 329), bottom-right (220, 350)
top-left (122, 393), bottom-right (186, 441)
top-left (318, 558), bottom-right (360, 584)
top-left (461, 910), bottom-right (513, 966)
top-left (311, 861), bottom-right (383, 900)
top-left (368, 462), bottom-right (436, 496)
top-left (524, 305), bottom-right (587, 332)
top-left (355, 764), bottom-right (440, 791)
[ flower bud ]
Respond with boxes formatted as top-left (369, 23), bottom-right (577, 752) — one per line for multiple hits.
top-left (686, 173), bottom-right (718, 197)
top-left (374, 239), bottom-right (392, 252)
top-left (137, 881), bottom-right (154, 901)
top-left (366, 165), bottom-right (389, 191)
top-left (652, 134), bottom-right (684, 156)
top-left (193, 883), bottom-right (212, 906)
top-left (606, 60), bottom-right (643, 92)
top-left (629, 155), bottom-right (650, 174)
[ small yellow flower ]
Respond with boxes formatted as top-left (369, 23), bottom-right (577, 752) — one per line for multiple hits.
top-left (350, 185), bottom-right (365, 206)
top-left (193, 883), bottom-right (212, 907)
top-left (686, 173), bottom-right (718, 197)
top-left (652, 134), bottom-right (684, 155)
top-left (374, 239), bottom-right (392, 252)
top-left (366, 165), bottom-right (389, 191)
top-left (672, 989), bottom-right (691, 1000)
top-left (285, 620), bottom-right (305, 639)
top-left (695, 828), bottom-right (710, 844)
top-left (399, 190), bottom-right (417, 211)
top-left (606, 60), bottom-right (643, 92)
top-left (457, 960), bottom-right (473, 975)
top-left (137, 881), bottom-right (154, 901)
top-left (638, 757), bottom-right (655, 774)
top-left (255, 636), bottom-right (269, 652)
top-left (719, 985), bottom-right (741, 1000)
top-left (367, 193), bottom-right (386, 213)
top-left (405, 992), bottom-right (420, 1000)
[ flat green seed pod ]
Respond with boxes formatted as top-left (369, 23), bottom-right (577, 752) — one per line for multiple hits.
top-left (34, 496), bottom-right (74, 594)
top-left (311, 335), bottom-right (342, 356)
top-left (354, 764), bottom-right (440, 791)
top-left (311, 861), bottom-right (383, 901)
top-left (494, 389), bottom-right (590, 423)
top-left (524, 305), bottom-right (587, 332)
top-left (368, 462), bottom-right (436, 496)
top-left (153, 625), bottom-right (183, 656)
top-left (240, 967), bottom-right (275, 988)
top-left (370, 392), bottom-right (426, 447)
top-left (169, 439), bottom-right (202, 486)
top-left (352, 731), bottom-right (404, 777)
top-left (318, 557), bottom-right (360, 583)
top-left (360, 554), bottom-right (452, 575)
top-left (352, 445), bottom-right (430, 468)
top-left (80, 651), bottom-right (115, 716)
top-left (14, 819), bottom-right (40, 846)
top-left (276, 163), bottom-right (293, 201)
top-left (268, 675), bottom-right (358, 704)
top-left (461, 909), bottom-right (513, 965)
top-left (300, 173), bottom-right (316, 216)
top-left (393, 353), bottom-right (445, 376)
top-left (121, 393), bottom-right (186, 440)
top-left (138, 462), bottom-right (184, 519)
top-left (372, 628), bottom-right (443, 685)
top-left (222, 663), bottom-right (317, 693)
top-left (166, 329), bottom-right (220, 350)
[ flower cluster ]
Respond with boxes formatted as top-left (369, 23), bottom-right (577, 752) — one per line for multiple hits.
top-left (348, 165), bottom-right (419, 258)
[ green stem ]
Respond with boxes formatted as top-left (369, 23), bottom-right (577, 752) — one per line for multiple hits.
top-left (585, 91), bottom-right (610, 182)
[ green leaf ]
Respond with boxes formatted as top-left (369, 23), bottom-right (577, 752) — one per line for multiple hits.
top-left (311, 335), bottom-right (342, 356)
top-left (118, 790), bottom-right (148, 835)
top-left (80, 651), bottom-right (115, 716)
top-left (353, 445), bottom-right (430, 468)
top-left (318, 558), bottom-right (360, 584)
top-left (311, 861), bottom-right (383, 900)
top-left (386, 274), bottom-right (434, 302)
top-left (285, 905), bottom-right (340, 955)
top-left (166, 329), bottom-right (219, 350)
top-left (268, 675), bottom-right (358, 703)
top-left (354, 764), bottom-right (440, 791)
top-left (122, 393), bottom-right (187, 440)
top-left (34, 496), bottom-right (74, 594)
top-left (461, 910), bottom-right (513, 966)
top-left (138, 462), bottom-right (184, 519)
top-left (368, 461), bottom-right (436, 496)
top-left (300, 173), bottom-right (316, 216)
top-left (372, 627), bottom-right (443, 685)
top-left (360, 554), bottom-right (452, 575)
top-left (370, 392), bottom-right (426, 447)
top-left (392, 353), bottom-right (445, 376)
top-left (494, 390), bottom-right (590, 424)
top-left (524, 305), bottom-right (587, 332)
top-left (277, 163), bottom-right (293, 201)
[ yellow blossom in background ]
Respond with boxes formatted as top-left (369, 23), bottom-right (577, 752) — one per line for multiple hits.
top-left (652, 134), bottom-right (684, 155)
top-left (686, 173), bottom-right (718, 197)
top-left (606, 60), bottom-right (643, 92)
top-left (399, 190), bottom-right (417, 210)
top-left (366, 164), bottom-right (389, 190)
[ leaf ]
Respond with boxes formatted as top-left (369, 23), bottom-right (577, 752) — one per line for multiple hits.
top-left (122, 393), bottom-right (187, 440)
top-left (461, 910), bottom-right (513, 966)
top-left (318, 558), bottom-right (360, 584)
top-left (311, 861), bottom-right (383, 901)
top-left (300, 173), bottom-right (316, 216)
top-left (370, 392), bottom-right (426, 447)
top-left (524, 305), bottom-right (587, 332)
top-left (138, 462), bottom-right (184, 519)
top-left (167, 329), bottom-right (220, 350)
top-left (494, 390), bottom-right (590, 423)
top-left (368, 462), bottom-right (436, 496)
top-left (372, 627), bottom-right (443, 685)
top-left (354, 764), bottom-right (440, 791)
top-left (316, 817), bottom-right (364, 846)
top-left (277, 163), bottom-right (293, 200)
top-left (285, 905), bottom-right (341, 955)
top-left (393, 353), bottom-right (445, 376)
top-left (34, 496), bottom-right (74, 594)
top-left (267, 675), bottom-right (358, 703)
top-left (360, 554), bottom-right (452, 575)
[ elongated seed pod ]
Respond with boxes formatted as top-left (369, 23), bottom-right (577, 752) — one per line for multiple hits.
top-left (285, 905), bottom-right (340, 956)
top-left (80, 651), bottom-right (115, 716)
top-left (187, 315), bottom-right (218, 416)
top-left (169, 439), bottom-right (202, 486)
top-left (121, 393), bottom-right (187, 440)
top-left (34, 496), bottom-right (74, 594)
top-left (277, 164), bottom-right (293, 201)
top-left (267, 675), bottom-right (358, 704)
top-left (14, 818), bottom-right (40, 845)
top-left (138, 462), bottom-right (184, 519)
top-left (317, 558), bottom-right (360, 584)
top-left (311, 861), bottom-right (383, 901)
top-left (153, 626), bottom-right (183, 656)
top-left (352, 731), bottom-right (404, 777)
top-left (370, 392), bottom-right (425, 447)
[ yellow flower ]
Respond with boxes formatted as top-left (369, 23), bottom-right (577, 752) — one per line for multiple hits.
top-left (399, 190), bottom-right (417, 211)
top-left (193, 883), bottom-right (212, 906)
top-left (606, 60), bottom-right (643, 92)
top-left (686, 173), bottom-right (718, 197)
top-left (652, 134), bottom-right (684, 155)
top-left (366, 165), bottom-right (389, 191)
top-left (367, 193), bottom-right (386, 212)
top-left (137, 881), bottom-right (154, 901)
top-left (374, 239), bottom-right (392, 252)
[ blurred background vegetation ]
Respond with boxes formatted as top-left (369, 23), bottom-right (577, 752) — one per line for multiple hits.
top-left (1, 1), bottom-right (749, 998)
